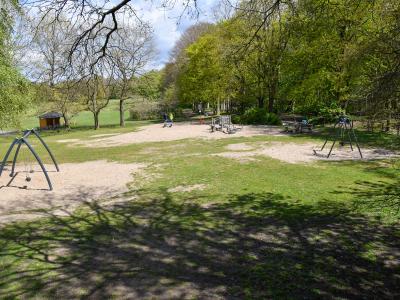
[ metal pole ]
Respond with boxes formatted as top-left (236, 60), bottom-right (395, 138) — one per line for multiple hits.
top-left (0, 138), bottom-right (18, 177)
top-left (327, 123), bottom-right (342, 158)
top-left (10, 141), bottom-right (22, 177)
top-left (345, 122), bottom-right (354, 151)
top-left (351, 124), bottom-right (363, 158)
top-left (320, 122), bottom-right (338, 152)
top-left (31, 129), bottom-right (60, 172)
top-left (22, 138), bottom-right (53, 190)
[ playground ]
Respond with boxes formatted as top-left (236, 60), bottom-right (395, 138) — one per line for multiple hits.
top-left (0, 119), bottom-right (399, 299)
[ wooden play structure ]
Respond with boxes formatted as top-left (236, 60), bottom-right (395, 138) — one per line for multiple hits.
top-left (39, 112), bottom-right (62, 130)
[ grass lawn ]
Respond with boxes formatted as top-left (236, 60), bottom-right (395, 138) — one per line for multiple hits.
top-left (9, 98), bottom-right (146, 130)
top-left (0, 118), bottom-right (399, 298)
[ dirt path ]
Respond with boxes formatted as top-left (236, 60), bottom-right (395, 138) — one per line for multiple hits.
top-left (0, 160), bottom-right (146, 224)
top-left (60, 123), bottom-right (287, 147)
top-left (217, 142), bottom-right (399, 163)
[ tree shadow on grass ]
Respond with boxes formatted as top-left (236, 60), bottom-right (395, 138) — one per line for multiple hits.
top-left (333, 160), bottom-right (400, 219)
top-left (0, 189), bottom-right (399, 299)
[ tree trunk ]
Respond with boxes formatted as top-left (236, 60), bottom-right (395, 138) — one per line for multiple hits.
top-left (119, 99), bottom-right (125, 127)
top-left (63, 114), bottom-right (70, 129)
top-left (258, 96), bottom-right (264, 109)
top-left (94, 112), bottom-right (100, 130)
top-left (268, 84), bottom-right (277, 113)
top-left (268, 96), bottom-right (274, 113)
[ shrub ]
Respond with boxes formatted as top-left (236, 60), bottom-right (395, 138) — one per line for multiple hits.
top-left (231, 115), bottom-right (241, 124)
top-left (310, 106), bottom-right (346, 125)
top-left (129, 100), bottom-right (160, 120)
top-left (241, 108), bottom-right (281, 125)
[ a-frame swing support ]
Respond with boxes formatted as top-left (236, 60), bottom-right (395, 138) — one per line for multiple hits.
top-left (313, 116), bottom-right (363, 159)
top-left (0, 129), bottom-right (59, 190)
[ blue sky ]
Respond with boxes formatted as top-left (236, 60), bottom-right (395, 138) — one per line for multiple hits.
top-left (135, 0), bottom-right (221, 69)
top-left (18, 0), bottom-right (224, 76)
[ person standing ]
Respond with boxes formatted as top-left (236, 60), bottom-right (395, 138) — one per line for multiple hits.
top-left (162, 112), bottom-right (168, 127)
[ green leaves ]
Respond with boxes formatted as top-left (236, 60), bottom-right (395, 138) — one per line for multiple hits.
top-left (0, 0), bottom-right (30, 129)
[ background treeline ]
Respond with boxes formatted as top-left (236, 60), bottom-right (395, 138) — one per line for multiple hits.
top-left (1, 0), bottom-right (399, 131)
top-left (0, 0), bottom-right (158, 130)
top-left (158, 0), bottom-right (400, 128)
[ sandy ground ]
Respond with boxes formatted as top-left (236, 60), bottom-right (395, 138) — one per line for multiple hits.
top-left (90, 133), bottom-right (121, 138)
top-left (0, 160), bottom-right (145, 224)
top-left (216, 142), bottom-right (399, 163)
top-left (2, 125), bottom-right (397, 224)
top-left (168, 184), bottom-right (207, 193)
top-left (60, 123), bottom-right (286, 147)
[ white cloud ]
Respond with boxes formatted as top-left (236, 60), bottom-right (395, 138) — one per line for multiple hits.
top-left (134, 0), bottom-right (221, 69)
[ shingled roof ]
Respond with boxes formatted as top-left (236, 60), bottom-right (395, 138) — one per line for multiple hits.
top-left (39, 112), bottom-right (62, 119)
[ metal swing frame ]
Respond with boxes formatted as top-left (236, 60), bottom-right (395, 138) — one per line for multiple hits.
top-left (0, 129), bottom-right (59, 190)
top-left (313, 116), bottom-right (363, 159)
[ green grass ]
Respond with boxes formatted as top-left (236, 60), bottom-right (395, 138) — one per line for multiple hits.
top-left (0, 116), bottom-right (399, 298)
top-left (11, 98), bottom-right (147, 130)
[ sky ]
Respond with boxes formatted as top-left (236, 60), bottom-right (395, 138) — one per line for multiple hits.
top-left (17, 0), bottom-right (225, 77)
top-left (134, 0), bottom-right (221, 69)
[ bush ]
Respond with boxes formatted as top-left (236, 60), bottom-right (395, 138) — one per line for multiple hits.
top-left (129, 100), bottom-right (160, 120)
top-left (241, 108), bottom-right (281, 125)
top-left (309, 106), bottom-right (346, 125)
top-left (231, 115), bottom-right (241, 124)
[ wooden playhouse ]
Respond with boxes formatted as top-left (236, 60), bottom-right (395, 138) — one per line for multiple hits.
top-left (39, 112), bottom-right (62, 130)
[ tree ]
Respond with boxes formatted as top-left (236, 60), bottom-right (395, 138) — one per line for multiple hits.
top-left (23, 0), bottom-right (202, 64)
top-left (350, 0), bottom-right (400, 128)
top-left (84, 71), bottom-right (114, 130)
top-left (28, 15), bottom-right (83, 127)
top-left (134, 70), bottom-right (163, 101)
top-left (177, 29), bottom-right (233, 114)
top-left (162, 23), bottom-right (212, 108)
top-left (109, 23), bottom-right (154, 127)
top-left (0, 0), bottom-right (30, 129)
top-left (74, 40), bottom-right (116, 130)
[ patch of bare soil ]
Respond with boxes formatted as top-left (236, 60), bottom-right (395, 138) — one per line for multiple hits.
top-left (0, 160), bottom-right (146, 224)
top-left (167, 184), bottom-right (207, 193)
top-left (56, 139), bottom-right (80, 143)
top-left (90, 133), bottom-right (121, 138)
top-left (216, 142), bottom-right (399, 164)
top-left (72, 123), bottom-right (286, 147)
top-left (225, 143), bottom-right (255, 151)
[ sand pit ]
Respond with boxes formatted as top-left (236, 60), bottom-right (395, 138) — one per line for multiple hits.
top-left (70, 123), bottom-right (286, 147)
top-left (0, 160), bottom-right (146, 224)
top-left (215, 142), bottom-right (399, 164)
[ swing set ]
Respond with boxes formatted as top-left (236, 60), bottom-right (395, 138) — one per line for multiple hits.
top-left (313, 116), bottom-right (363, 159)
top-left (0, 129), bottom-right (59, 190)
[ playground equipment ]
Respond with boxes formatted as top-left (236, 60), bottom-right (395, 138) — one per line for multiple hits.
top-left (210, 115), bottom-right (238, 134)
top-left (0, 129), bottom-right (59, 190)
top-left (282, 115), bottom-right (313, 133)
top-left (313, 116), bottom-right (362, 159)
